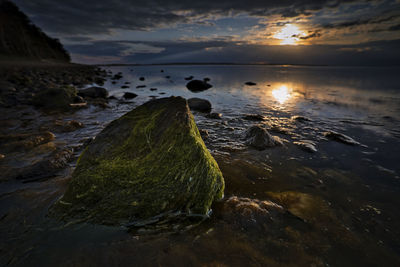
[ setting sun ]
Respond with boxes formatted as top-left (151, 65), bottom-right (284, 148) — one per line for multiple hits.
top-left (273, 24), bottom-right (305, 45)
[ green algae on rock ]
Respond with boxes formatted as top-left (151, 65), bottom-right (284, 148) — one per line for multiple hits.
top-left (51, 96), bottom-right (225, 225)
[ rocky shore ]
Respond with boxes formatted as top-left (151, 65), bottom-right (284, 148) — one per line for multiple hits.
top-left (0, 62), bottom-right (109, 183)
top-left (0, 62), bottom-right (108, 109)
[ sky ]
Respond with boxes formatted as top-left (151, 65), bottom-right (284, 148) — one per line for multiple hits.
top-left (12, 0), bottom-right (400, 65)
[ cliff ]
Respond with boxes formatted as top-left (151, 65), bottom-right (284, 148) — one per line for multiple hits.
top-left (0, 0), bottom-right (70, 62)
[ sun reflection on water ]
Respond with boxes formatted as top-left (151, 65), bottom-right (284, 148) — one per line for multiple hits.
top-left (272, 85), bottom-right (292, 104)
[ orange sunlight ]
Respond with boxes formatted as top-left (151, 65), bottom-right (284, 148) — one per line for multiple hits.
top-left (273, 24), bottom-right (305, 45)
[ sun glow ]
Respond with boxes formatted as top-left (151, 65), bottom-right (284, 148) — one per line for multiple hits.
top-left (272, 85), bottom-right (292, 104)
top-left (273, 24), bottom-right (305, 45)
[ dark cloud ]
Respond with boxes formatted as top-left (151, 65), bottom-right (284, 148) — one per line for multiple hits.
top-left (292, 30), bottom-right (322, 40)
top-left (12, 0), bottom-right (369, 35)
top-left (388, 24), bottom-right (400, 31)
top-left (321, 12), bottom-right (400, 29)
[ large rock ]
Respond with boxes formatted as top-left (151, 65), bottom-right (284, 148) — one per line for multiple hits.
top-left (188, 98), bottom-right (212, 113)
top-left (52, 96), bottom-right (224, 225)
top-left (245, 125), bottom-right (283, 150)
top-left (78, 87), bottom-right (108, 99)
top-left (186, 80), bottom-right (212, 92)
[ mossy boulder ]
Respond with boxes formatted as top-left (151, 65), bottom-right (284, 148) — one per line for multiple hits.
top-left (33, 85), bottom-right (77, 110)
top-left (52, 96), bottom-right (224, 225)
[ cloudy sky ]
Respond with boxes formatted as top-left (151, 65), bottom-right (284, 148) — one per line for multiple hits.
top-left (12, 0), bottom-right (400, 65)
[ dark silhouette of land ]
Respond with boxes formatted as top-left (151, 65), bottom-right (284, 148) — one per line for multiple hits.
top-left (0, 0), bottom-right (70, 62)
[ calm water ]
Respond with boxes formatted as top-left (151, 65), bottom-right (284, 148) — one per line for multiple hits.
top-left (1, 65), bottom-right (399, 266)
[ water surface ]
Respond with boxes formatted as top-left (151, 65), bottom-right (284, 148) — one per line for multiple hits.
top-left (1, 65), bottom-right (399, 266)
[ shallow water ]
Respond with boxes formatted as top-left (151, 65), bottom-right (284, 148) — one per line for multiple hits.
top-left (1, 65), bottom-right (400, 266)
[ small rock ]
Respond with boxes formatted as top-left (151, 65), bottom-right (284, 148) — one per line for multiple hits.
top-left (245, 125), bottom-right (283, 150)
top-left (188, 98), bottom-right (212, 113)
top-left (111, 74), bottom-right (123, 80)
top-left (245, 82), bottom-right (256, 86)
top-left (123, 92), bottom-right (138, 99)
top-left (121, 85), bottom-right (130, 89)
top-left (150, 88), bottom-right (157, 91)
top-left (139, 77), bottom-right (145, 81)
top-left (324, 131), bottom-right (360, 145)
top-left (293, 140), bottom-right (317, 153)
top-left (136, 85), bottom-right (146, 88)
top-left (203, 77), bottom-right (211, 82)
top-left (291, 115), bottom-right (311, 122)
top-left (185, 76), bottom-right (194, 81)
top-left (186, 80), bottom-right (213, 92)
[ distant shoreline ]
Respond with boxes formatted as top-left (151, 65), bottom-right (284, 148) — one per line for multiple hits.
top-left (97, 62), bottom-right (329, 67)
top-left (96, 62), bottom-right (400, 67)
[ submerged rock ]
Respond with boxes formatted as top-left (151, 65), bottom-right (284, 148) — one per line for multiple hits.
top-left (15, 148), bottom-right (73, 182)
top-left (245, 125), bottom-right (283, 150)
top-left (51, 96), bottom-right (224, 225)
top-left (78, 86), bottom-right (108, 99)
top-left (266, 191), bottom-right (333, 223)
top-left (186, 80), bottom-right (213, 92)
top-left (220, 196), bottom-right (284, 225)
top-left (188, 98), bottom-right (212, 113)
top-left (324, 131), bottom-right (360, 145)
